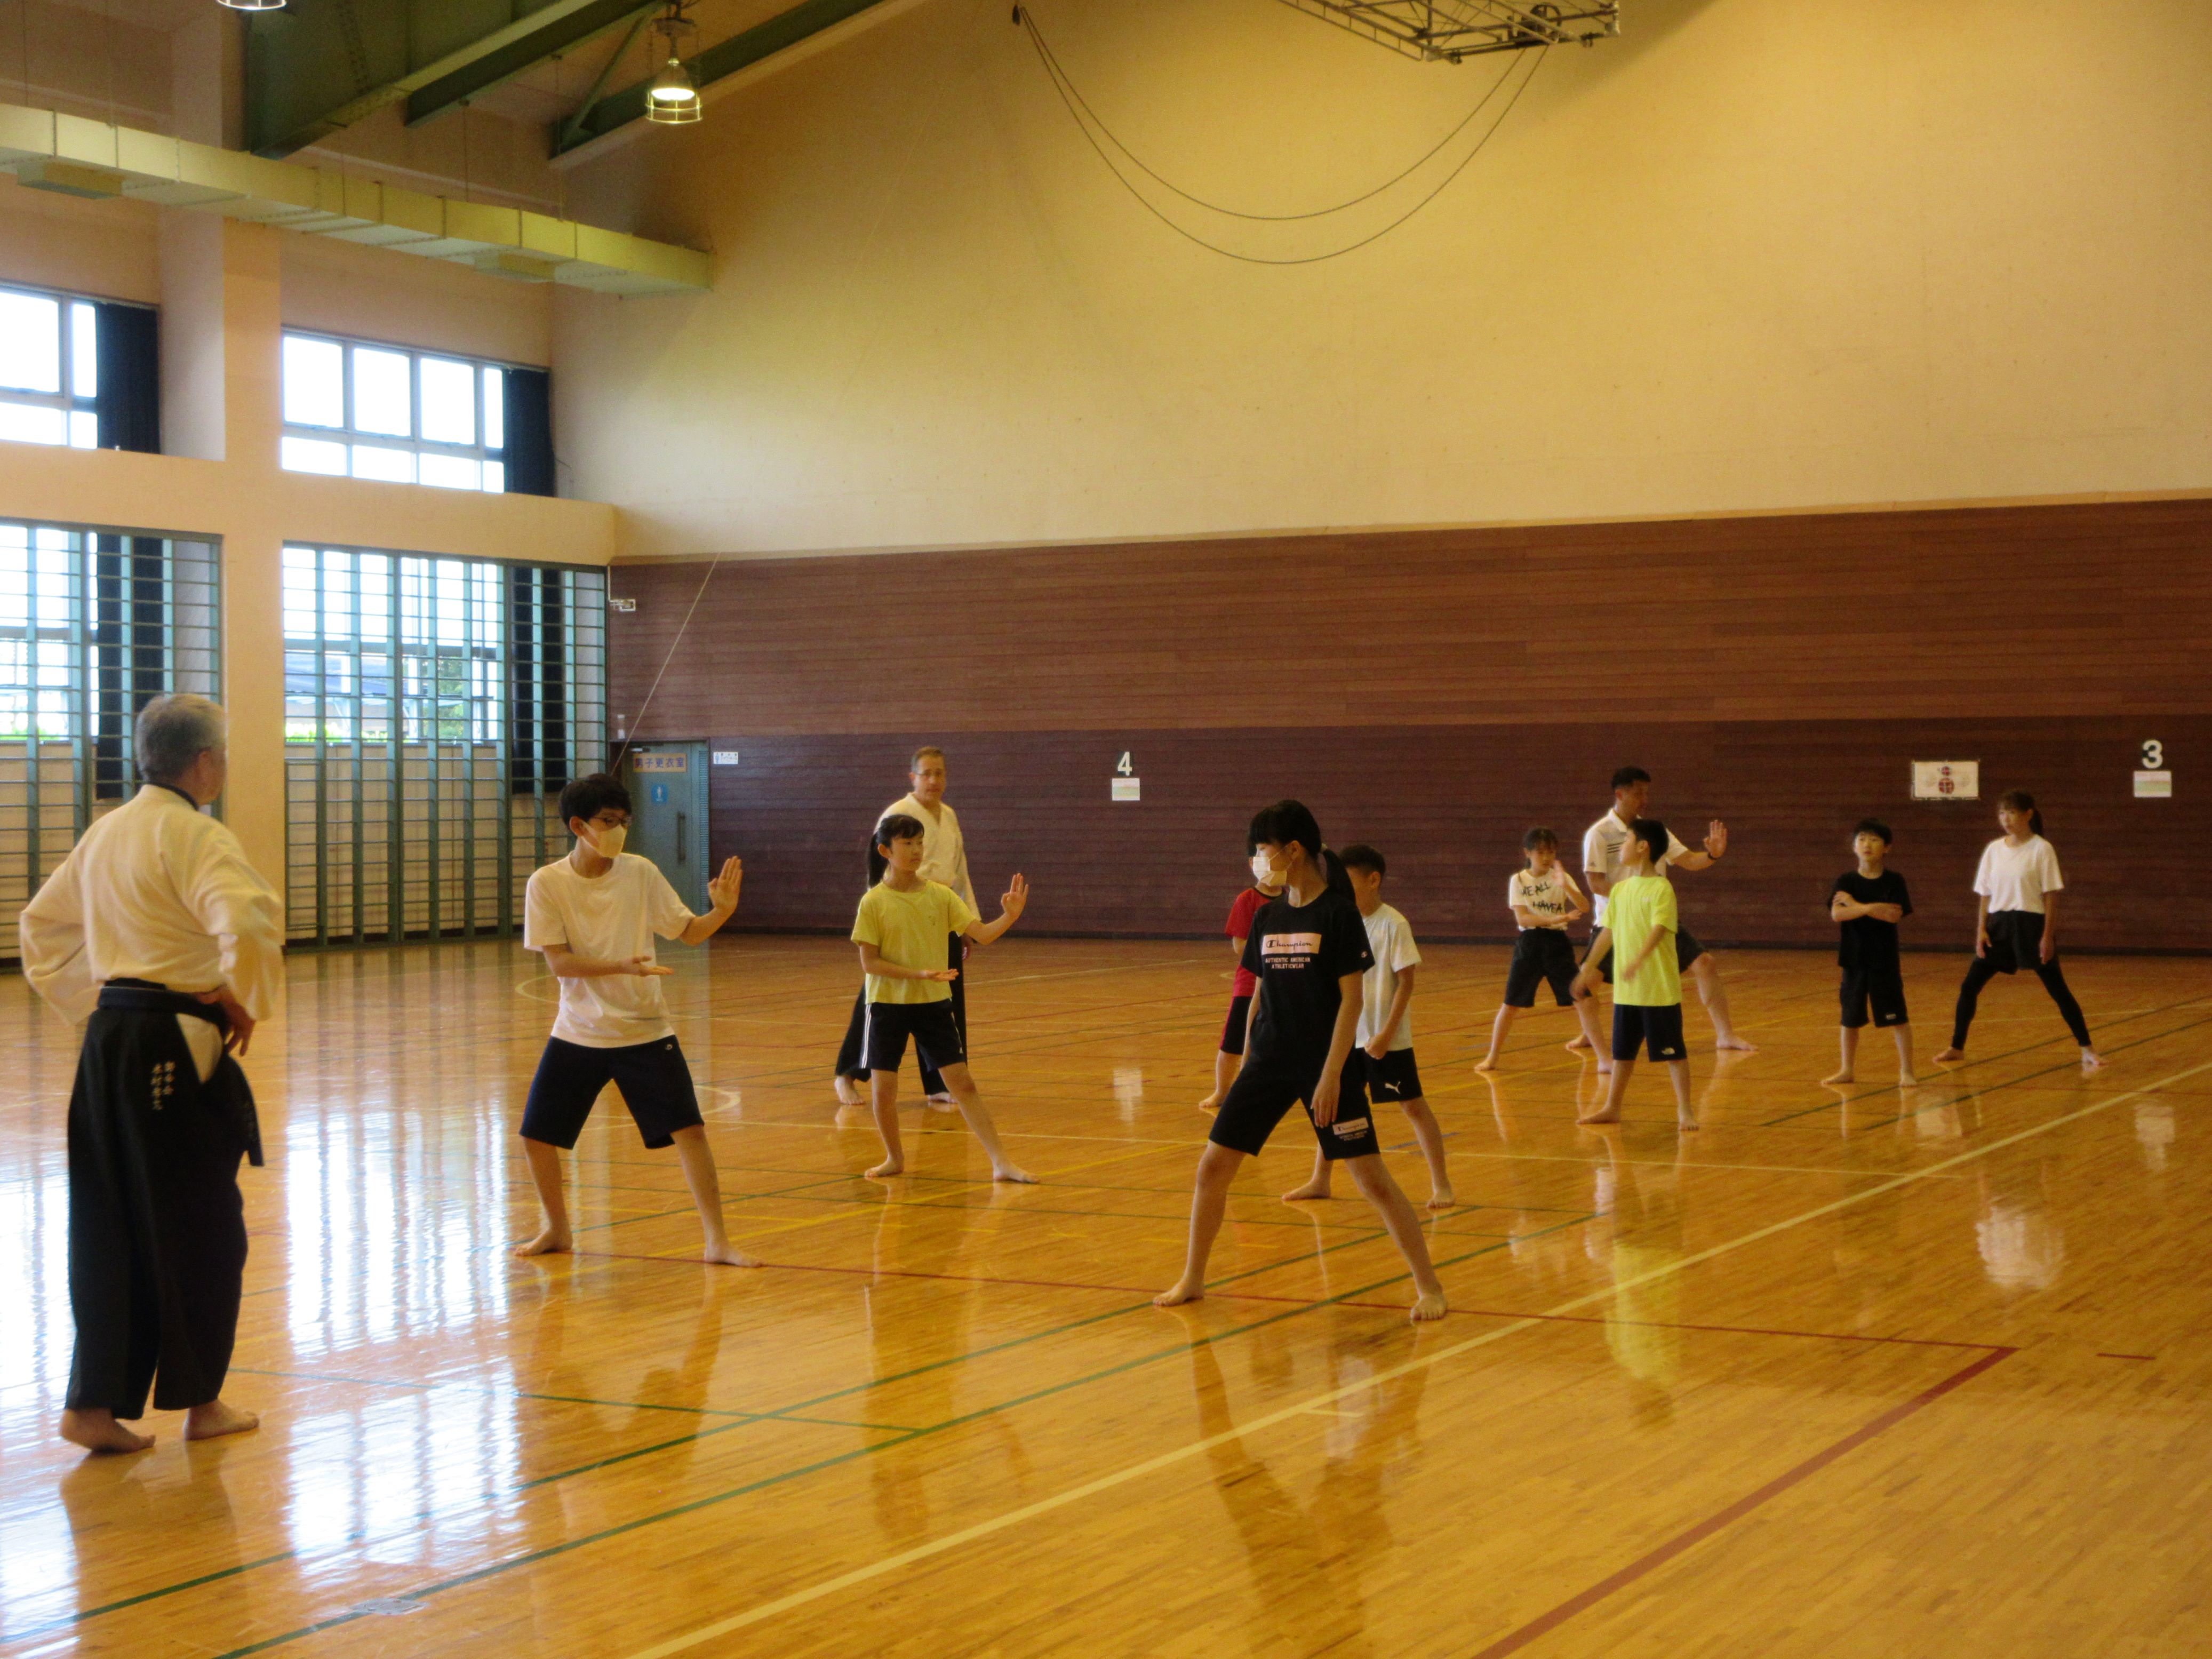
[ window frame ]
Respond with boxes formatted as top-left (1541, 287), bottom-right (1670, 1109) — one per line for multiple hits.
top-left (279, 329), bottom-right (524, 495)
top-left (0, 281), bottom-right (112, 453)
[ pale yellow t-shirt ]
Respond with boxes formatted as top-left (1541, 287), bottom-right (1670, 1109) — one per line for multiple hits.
top-left (852, 880), bottom-right (978, 1005)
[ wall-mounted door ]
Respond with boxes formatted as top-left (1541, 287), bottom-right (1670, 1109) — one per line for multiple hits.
top-left (622, 741), bottom-right (709, 915)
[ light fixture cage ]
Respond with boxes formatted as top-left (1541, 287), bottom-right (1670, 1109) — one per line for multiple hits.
top-left (217, 0), bottom-right (289, 11)
top-left (1278, 0), bottom-right (1619, 61)
top-left (645, 7), bottom-right (702, 123)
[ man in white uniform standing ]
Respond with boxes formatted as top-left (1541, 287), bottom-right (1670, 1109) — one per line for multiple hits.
top-left (834, 746), bottom-right (977, 1105)
top-left (1574, 765), bottom-right (1757, 1062)
top-left (19, 695), bottom-right (282, 1454)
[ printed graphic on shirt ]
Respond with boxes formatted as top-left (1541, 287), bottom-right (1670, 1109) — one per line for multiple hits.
top-left (1510, 867), bottom-right (1581, 929)
top-left (1260, 931), bottom-right (1327, 969)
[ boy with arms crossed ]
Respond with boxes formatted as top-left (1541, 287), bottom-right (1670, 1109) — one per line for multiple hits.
top-left (1156, 802), bottom-right (1447, 1323)
top-left (1824, 819), bottom-right (1918, 1086)
top-left (1574, 818), bottom-right (1698, 1130)
top-left (518, 773), bottom-right (756, 1265)
top-left (853, 813), bottom-right (1035, 1183)
top-left (1282, 843), bottom-right (1454, 1209)
top-left (1476, 827), bottom-right (1589, 1072)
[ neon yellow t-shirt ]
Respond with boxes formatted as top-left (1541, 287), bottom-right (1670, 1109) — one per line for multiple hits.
top-left (851, 879), bottom-right (978, 1004)
top-left (1607, 873), bottom-right (1681, 1007)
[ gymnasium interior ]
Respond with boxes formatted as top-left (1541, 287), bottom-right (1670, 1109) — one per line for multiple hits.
top-left (1, 0), bottom-right (2207, 1654)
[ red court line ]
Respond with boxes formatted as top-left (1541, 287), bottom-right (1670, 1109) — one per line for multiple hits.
top-left (1466, 1346), bottom-right (2019, 1659)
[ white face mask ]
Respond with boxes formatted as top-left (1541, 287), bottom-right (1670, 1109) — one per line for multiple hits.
top-left (1251, 852), bottom-right (1282, 888)
top-left (590, 823), bottom-right (628, 858)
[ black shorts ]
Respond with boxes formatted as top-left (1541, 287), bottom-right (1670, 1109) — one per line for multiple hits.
top-left (862, 1000), bottom-right (967, 1074)
top-left (1219, 993), bottom-right (1254, 1056)
top-left (1362, 1048), bottom-right (1424, 1102)
top-left (1612, 1003), bottom-right (1688, 1063)
top-left (1981, 910), bottom-right (2049, 974)
top-left (1208, 1055), bottom-right (1380, 1161)
top-left (521, 1034), bottom-right (704, 1151)
top-left (1587, 923), bottom-right (1704, 985)
top-left (1505, 929), bottom-right (1579, 1008)
top-left (1839, 967), bottom-right (1909, 1029)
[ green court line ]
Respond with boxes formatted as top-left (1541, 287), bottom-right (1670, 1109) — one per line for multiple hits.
top-left (229, 1365), bottom-right (756, 1418)
top-left (1839, 1016), bottom-right (2212, 1134)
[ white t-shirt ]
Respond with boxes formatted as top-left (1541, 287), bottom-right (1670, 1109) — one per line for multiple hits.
top-left (1508, 866), bottom-right (1584, 931)
top-left (1583, 809), bottom-right (1691, 924)
top-left (524, 854), bottom-right (696, 1047)
top-left (1974, 836), bottom-right (2064, 915)
top-left (1357, 903), bottom-right (1422, 1051)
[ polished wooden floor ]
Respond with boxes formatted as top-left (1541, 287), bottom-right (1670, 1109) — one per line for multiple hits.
top-left (1, 936), bottom-right (2208, 1658)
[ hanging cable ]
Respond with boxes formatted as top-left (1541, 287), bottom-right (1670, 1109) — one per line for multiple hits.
top-left (1017, 5), bottom-right (1518, 222)
top-left (1021, 19), bottom-right (1551, 266)
top-left (609, 556), bottom-right (721, 774)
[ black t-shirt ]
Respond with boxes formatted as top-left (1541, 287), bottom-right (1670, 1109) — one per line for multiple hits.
top-left (1831, 869), bottom-right (1912, 970)
top-left (1239, 888), bottom-right (1375, 1075)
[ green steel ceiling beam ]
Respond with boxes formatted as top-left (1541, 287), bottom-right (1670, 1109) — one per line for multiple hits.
top-left (405, 0), bottom-right (662, 129)
top-left (550, 0), bottom-right (889, 155)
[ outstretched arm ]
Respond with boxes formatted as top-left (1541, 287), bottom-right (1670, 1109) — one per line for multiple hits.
top-left (542, 942), bottom-right (673, 979)
top-left (680, 856), bottom-right (744, 945)
top-left (858, 942), bottom-right (957, 983)
top-left (1672, 819), bottom-right (1728, 873)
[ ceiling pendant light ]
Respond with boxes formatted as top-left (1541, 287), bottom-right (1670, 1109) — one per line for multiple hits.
top-left (217, 0), bottom-right (287, 12)
top-left (645, 5), bottom-right (701, 124)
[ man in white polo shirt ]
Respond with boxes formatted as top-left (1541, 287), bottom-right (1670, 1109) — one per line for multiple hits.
top-left (1572, 765), bottom-right (1757, 1061)
top-left (834, 746), bottom-right (978, 1106)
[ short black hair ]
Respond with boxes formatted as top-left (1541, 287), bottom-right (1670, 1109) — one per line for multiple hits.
top-left (1626, 817), bottom-right (1668, 864)
top-left (1339, 843), bottom-right (1385, 876)
top-left (1611, 765), bottom-right (1651, 792)
top-left (560, 772), bottom-right (630, 826)
top-left (1853, 818), bottom-right (1893, 845)
top-left (1522, 826), bottom-right (1558, 852)
top-left (876, 812), bottom-right (924, 846)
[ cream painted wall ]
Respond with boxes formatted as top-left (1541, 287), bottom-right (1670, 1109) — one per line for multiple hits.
top-left (281, 235), bottom-right (553, 368)
top-left (556, 0), bottom-right (2212, 557)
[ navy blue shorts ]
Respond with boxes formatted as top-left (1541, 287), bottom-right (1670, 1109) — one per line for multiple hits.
top-left (863, 1000), bottom-right (967, 1074)
top-left (1840, 967), bottom-right (1909, 1030)
top-left (1209, 1055), bottom-right (1379, 1161)
top-left (1362, 1048), bottom-right (1424, 1102)
top-left (521, 1035), bottom-right (703, 1150)
top-left (1612, 1003), bottom-right (1688, 1064)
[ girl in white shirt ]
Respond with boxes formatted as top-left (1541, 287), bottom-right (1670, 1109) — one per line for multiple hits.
top-left (1933, 790), bottom-right (2103, 1070)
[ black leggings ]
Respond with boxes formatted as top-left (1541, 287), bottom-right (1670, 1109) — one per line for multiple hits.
top-left (1950, 911), bottom-right (2090, 1050)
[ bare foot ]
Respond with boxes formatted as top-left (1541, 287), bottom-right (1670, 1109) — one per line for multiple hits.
top-left (1715, 1036), bottom-right (1760, 1052)
top-left (1577, 1110), bottom-right (1622, 1126)
top-left (1153, 1278), bottom-right (1205, 1308)
top-left (1472, 1057), bottom-right (1499, 1073)
top-left (866, 1155), bottom-right (905, 1178)
top-left (833, 1076), bottom-right (863, 1107)
top-left (924, 1092), bottom-right (960, 1113)
top-left (1931, 1047), bottom-right (1965, 1064)
top-left (514, 1226), bottom-right (572, 1258)
top-left (992, 1164), bottom-right (1039, 1184)
top-left (703, 1240), bottom-right (763, 1267)
top-left (184, 1399), bottom-right (259, 1441)
top-left (1565, 1035), bottom-right (1591, 1052)
top-left (1426, 1189), bottom-right (1457, 1210)
top-left (1897, 1071), bottom-right (1920, 1087)
top-left (2081, 1049), bottom-right (2106, 1071)
top-left (1409, 1288), bottom-right (1448, 1322)
top-left (1593, 1058), bottom-right (1615, 1075)
top-left (1820, 1070), bottom-right (1855, 1085)
top-left (59, 1409), bottom-right (153, 1455)
top-left (1197, 1092), bottom-right (1220, 1112)
top-left (1281, 1178), bottom-right (1333, 1202)
top-left (1676, 1113), bottom-right (1700, 1132)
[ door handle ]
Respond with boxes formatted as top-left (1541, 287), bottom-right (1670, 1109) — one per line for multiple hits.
top-left (676, 811), bottom-right (686, 863)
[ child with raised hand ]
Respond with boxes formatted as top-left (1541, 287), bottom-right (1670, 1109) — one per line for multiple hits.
top-left (517, 772), bottom-right (757, 1266)
top-left (1476, 827), bottom-right (1588, 1072)
top-left (1155, 801), bottom-right (1447, 1323)
top-left (1932, 789), bottom-right (2103, 1071)
top-left (1824, 818), bottom-right (1918, 1086)
top-left (1282, 843), bottom-right (1454, 1208)
top-left (1200, 840), bottom-right (1286, 1111)
top-left (853, 813), bottom-right (1036, 1182)
top-left (1572, 817), bottom-right (1697, 1130)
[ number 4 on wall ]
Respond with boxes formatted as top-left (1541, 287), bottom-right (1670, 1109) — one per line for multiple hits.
top-left (1115, 752), bottom-right (1135, 776)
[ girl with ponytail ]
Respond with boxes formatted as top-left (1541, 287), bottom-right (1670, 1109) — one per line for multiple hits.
top-left (1155, 799), bottom-right (1448, 1322)
top-left (1933, 789), bottom-right (2104, 1070)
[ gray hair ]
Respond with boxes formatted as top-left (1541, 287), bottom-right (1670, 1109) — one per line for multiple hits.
top-left (135, 693), bottom-right (228, 783)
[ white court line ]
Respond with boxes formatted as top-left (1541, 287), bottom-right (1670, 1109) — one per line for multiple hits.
top-left (616, 1056), bottom-right (2212, 1659)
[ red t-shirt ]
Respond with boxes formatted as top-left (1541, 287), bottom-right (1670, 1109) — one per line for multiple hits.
top-left (1226, 886), bottom-right (1272, 998)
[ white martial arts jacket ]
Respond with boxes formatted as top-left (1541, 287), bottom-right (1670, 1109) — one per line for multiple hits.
top-left (18, 785), bottom-right (285, 1044)
top-left (881, 793), bottom-right (977, 911)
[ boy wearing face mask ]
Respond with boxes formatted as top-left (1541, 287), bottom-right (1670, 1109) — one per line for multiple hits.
top-left (1199, 841), bottom-right (1287, 1112)
top-left (515, 772), bottom-right (755, 1265)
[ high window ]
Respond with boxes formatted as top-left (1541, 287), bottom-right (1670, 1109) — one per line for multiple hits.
top-left (282, 545), bottom-right (605, 946)
top-left (280, 333), bottom-right (534, 494)
top-left (0, 520), bottom-right (220, 953)
top-left (0, 284), bottom-right (159, 454)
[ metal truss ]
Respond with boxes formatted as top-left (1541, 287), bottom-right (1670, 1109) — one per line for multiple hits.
top-left (1277, 0), bottom-right (1619, 62)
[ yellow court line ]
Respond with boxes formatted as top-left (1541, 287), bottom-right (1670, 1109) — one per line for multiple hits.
top-left (614, 1054), bottom-right (2212, 1659)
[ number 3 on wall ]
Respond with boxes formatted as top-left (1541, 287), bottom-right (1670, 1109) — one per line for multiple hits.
top-left (1115, 752), bottom-right (1135, 776)
top-left (2142, 740), bottom-right (2165, 769)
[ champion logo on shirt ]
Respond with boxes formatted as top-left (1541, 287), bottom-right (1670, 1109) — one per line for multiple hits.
top-left (1330, 1116), bottom-right (1371, 1138)
top-left (1260, 932), bottom-right (1325, 968)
